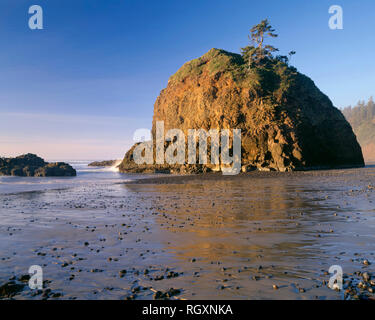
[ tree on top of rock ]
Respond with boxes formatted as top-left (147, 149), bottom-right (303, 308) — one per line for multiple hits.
top-left (241, 19), bottom-right (295, 68)
top-left (250, 19), bottom-right (278, 58)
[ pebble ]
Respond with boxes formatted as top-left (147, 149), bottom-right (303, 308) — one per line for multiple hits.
top-left (362, 272), bottom-right (370, 281)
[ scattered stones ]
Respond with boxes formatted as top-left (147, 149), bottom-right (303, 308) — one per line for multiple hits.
top-left (1, 163), bottom-right (375, 301)
top-left (337, 269), bottom-right (375, 300)
top-left (90, 269), bottom-right (103, 273)
top-left (166, 271), bottom-right (179, 279)
top-left (153, 288), bottom-right (181, 300)
top-left (0, 281), bottom-right (25, 298)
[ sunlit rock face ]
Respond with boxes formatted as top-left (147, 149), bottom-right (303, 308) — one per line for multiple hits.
top-left (120, 48), bottom-right (364, 173)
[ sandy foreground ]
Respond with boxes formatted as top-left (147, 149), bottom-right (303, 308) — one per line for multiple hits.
top-left (1, 168), bottom-right (375, 300)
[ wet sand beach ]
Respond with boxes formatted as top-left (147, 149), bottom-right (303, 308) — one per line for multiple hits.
top-left (1, 165), bottom-right (375, 300)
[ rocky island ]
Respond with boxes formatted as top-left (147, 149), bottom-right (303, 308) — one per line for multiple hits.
top-left (0, 154), bottom-right (76, 177)
top-left (119, 21), bottom-right (364, 174)
top-left (88, 160), bottom-right (118, 167)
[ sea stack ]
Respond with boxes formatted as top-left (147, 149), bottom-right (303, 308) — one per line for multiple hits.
top-left (119, 48), bottom-right (364, 173)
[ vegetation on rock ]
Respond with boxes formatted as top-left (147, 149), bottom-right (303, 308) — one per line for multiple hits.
top-left (343, 97), bottom-right (375, 162)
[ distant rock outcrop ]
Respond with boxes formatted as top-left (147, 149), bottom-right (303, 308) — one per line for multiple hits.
top-left (120, 48), bottom-right (364, 173)
top-left (343, 98), bottom-right (375, 162)
top-left (88, 160), bottom-right (118, 167)
top-left (0, 154), bottom-right (76, 177)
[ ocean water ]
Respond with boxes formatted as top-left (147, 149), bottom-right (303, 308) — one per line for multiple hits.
top-left (0, 160), bottom-right (137, 195)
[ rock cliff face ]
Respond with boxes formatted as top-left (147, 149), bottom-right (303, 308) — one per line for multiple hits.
top-left (120, 48), bottom-right (364, 173)
top-left (0, 154), bottom-right (76, 177)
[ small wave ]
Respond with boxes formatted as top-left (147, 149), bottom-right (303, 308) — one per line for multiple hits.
top-left (108, 160), bottom-right (122, 172)
top-left (76, 160), bottom-right (122, 173)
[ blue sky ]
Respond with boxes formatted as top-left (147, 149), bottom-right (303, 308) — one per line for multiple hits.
top-left (0, 0), bottom-right (374, 160)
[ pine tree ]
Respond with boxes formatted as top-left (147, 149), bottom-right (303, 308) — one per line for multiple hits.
top-left (241, 19), bottom-right (295, 68)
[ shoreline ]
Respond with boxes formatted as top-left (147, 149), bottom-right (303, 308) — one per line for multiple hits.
top-left (124, 166), bottom-right (374, 185)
